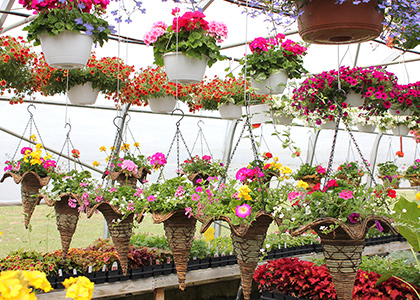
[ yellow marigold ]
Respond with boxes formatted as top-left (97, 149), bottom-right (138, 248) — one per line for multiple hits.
top-left (92, 161), bottom-right (100, 167)
top-left (99, 146), bottom-right (107, 152)
top-left (29, 134), bottom-right (37, 142)
top-left (133, 142), bottom-right (140, 148)
top-left (297, 180), bottom-right (309, 190)
top-left (63, 276), bottom-right (94, 300)
top-left (121, 143), bottom-right (130, 151)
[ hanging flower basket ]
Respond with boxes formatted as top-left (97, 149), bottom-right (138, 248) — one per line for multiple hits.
top-left (345, 91), bottom-right (365, 108)
top-left (337, 173), bottom-right (364, 187)
top-left (249, 104), bottom-right (271, 125)
top-left (389, 108), bottom-right (411, 116)
top-left (87, 202), bottom-right (135, 276)
top-left (320, 120), bottom-right (337, 130)
top-left (356, 123), bottom-right (376, 133)
top-left (274, 115), bottom-right (294, 126)
top-left (378, 175), bottom-right (404, 189)
top-left (291, 216), bottom-right (397, 300)
top-left (407, 174), bottom-right (420, 187)
top-left (38, 192), bottom-right (82, 258)
top-left (219, 103), bottom-right (243, 120)
top-left (296, 0), bottom-right (384, 44)
top-left (296, 174), bottom-right (322, 190)
top-left (148, 96), bottom-right (177, 113)
top-left (40, 31), bottom-right (93, 69)
top-left (104, 167), bottom-right (151, 188)
top-left (153, 210), bottom-right (197, 291)
top-left (391, 124), bottom-right (410, 136)
top-left (200, 212), bottom-right (281, 300)
top-left (251, 70), bottom-right (288, 95)
top-left (67, 82), bottom-right (100, 105)
top-left (162, 52), bottom-right (208, 84)
top-left (1, 171), bottom-right (50, 229)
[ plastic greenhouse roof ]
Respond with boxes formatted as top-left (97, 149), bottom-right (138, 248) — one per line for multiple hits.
top-left (1, 0), bottom-right (420, 202)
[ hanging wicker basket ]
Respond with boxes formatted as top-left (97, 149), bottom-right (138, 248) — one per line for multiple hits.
top-left (87, 202), bottom-right (135, 276)
top-left (295, 174), bottom-right (321, 190)
top-left (407, 174), bottom-right (420, 187)
top-left (38, 192), bottom-right (83, 258)
top-left (291, 216), bottom-right (397, 300)
top-left (1, 171), bottom-right (50, 229)
top-left (201, 212), bottom-right (281, 300)
top-left (103, 167), bottom-right (151, 188)
top-left (186, 172), bottom-right (210, 186)
top-left (378, 175), bottom-right (404, 189)
top-left (153, 210), bottom-right (197, 291)
top-left (337, 172), bottom-right (364, 187)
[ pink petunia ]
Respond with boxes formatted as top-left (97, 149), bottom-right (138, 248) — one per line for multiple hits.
top-left (339, 189), bottom-right (354, 200)
top-left (235, 204), bottom-right (251, 218)
top-left (147, 195), bottom-right (156, 202)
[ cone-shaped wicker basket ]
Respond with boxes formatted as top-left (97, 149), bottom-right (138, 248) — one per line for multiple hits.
top-left (38, 192), bottom-right (82, 258)
top-left (291, 216), bottom-right (398, 300)
top-left (153, 210), bottom-right (197, 291)
top-left (201, 212), bottom-right (281, 300)
top-left (1, 171), bottom-right (50, 229)
top-left (88, 202), bottom-right (134, 276)
top-left (103, 167), bottom-right (151, 188)
top-left (295, 174), bottom-right (321, 190)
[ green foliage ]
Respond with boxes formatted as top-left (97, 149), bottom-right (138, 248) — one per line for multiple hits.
top-left (293, 163), bottom-right (322, 179)
top-left (180, 155), bottom-right (225, 178)
top-left (334, 161), bottom-right (365, 179)
top-left (405, 159), bottom-right (420, 177)
top-left (24, 7), bottom-right (110, 47)
top-left (377, 161), bottom-right (400, 176)
top-left (130, 233), bottom-right (170, 250)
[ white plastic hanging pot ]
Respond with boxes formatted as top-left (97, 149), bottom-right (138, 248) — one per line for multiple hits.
top-left (218, 103), bottom-right (243, 120)
top-left (345, 91), bottom-right (364, 107)
top-left (389, 108), bottom-right (411, 116)
top-left (392, 124), bottom-right (410, 136)
top-left (320, 120), bottom-right (337, 130)
top-left (40, 31), bottom-right (93, 69)
top-left (162, 52), bottom-right (208, 84)
top-left (356, 123), bottom-right (376, 133)
top-left (67, 82), bottom-right (100, 105)
top-left (274, 115), bottom-right (294, 125)
top-left (251, 70), bottom-right (288, 95)
top-left (247, 104), bottom-right (271, 125)
top-left (148, 96), bottom-right (177, 113)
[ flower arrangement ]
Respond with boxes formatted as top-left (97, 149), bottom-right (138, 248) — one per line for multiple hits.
top-left (37, 54), bottom-right (135, 99)
top-left (245, 0), bottom-right (420, 50)
top-left (390, 83), bottom-right (419, 114)
top-left (291, 66), bottom-right (398, 123)
top-left (293, 163), bottom-right (326, 181)
top-left (270, 93), bottom-right (298, 120)
top-left (378, 113), bottom-right (418, 132)
top-left (0, 36), bottom-right (38, 104)
top-left (4, 143), bottom-right (56, 177)
top-left (193, 75), bottom-right (270, 111)
top-left (334, 161), bottom-right (365, 182)
top-left (241, 34), bottom-right (307, 80)
top-left (405, 159), bottom-right (420, 177)
top-left (21, 0), bottom-right (113, 46)
top-left (179, 155), bottom-right (225, 180)
top-left (144, 9), bottom-right (228, 68)
top-left (279, 179), bottom-right (396, 228)
top-left (346, 108), bottom-right (380, 127)
top-left (122, 66), bottom-right (197, 111)
top-left (377, 161), bottom-right (401, 177)
top-left (0, 270), bottom-right (53, 299)
top-left (97, 184), bottom-right (147, 216)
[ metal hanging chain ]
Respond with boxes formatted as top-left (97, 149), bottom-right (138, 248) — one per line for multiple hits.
top-left (125, 115), bottom-right (143, 156)
top-left (56, 123), bottom-right (83, 172)
top-left (12, 104), bottom-right (47, 161)
top-left (191, 120), bottom-right (213, 157)
top-left (156, 109), bottom-right (194, 183)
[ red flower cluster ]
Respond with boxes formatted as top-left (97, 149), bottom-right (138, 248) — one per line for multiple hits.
top-left (254, 257), bottom-right (420, 300)
top-left (172, 11), bottom-right (209, 33)
top-left (19, 0), bottom-right (109, 13)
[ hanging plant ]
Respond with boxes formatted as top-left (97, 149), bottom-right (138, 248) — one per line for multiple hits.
top-left (0, 36), bottom-right (38, 104)
top-left (178, 155), bottom-right (225, 186)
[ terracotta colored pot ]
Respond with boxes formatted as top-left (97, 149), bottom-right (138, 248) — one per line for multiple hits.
top-left (296, 0), bottom-right (383, 44)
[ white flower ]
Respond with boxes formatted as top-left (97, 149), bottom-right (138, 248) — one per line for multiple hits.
top-left (402, 209), bottom-right (407, 213)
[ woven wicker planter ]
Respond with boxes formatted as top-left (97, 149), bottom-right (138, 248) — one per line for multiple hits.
top-left (378, 175), bottom-right (404, 189)
top-left (186, 172), bottom-right (210, 187)
top-left (88, 202), bottom-right (134, 276)
top-left (407, 174), bottom-right (420, 187)
top-left (295, 174), bottom-right (321, 191)
top-left (291, 216), bottom-right (397, 300)
top-left (38, 192), bottom-right (82, 258)
top-left (153, 210), bottom-right (197, 290)
top-left (337, 173), bottom-right (363, 187)
top-left (201, 212), bottom-right (281, 300)
top-left (1, 171), bottom-right (50, 228)
top-left (103, 167), bottom-right (151, 188)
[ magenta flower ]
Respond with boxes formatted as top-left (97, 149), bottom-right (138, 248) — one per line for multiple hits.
top-left (148, 152), bottom-right (167, 169)
top-left (134, 188), bottom-right (143, 197)
top-left (374, 220), bottom-right (383, 233)
top-left (316, 165), bottom-right (326, 175)
top-left (147, 195), bottom-right (156, 202)
top-left (121, 159), bottom-right (138, 174)
top-left (95, 195), bottom-right (103, 203)
top-left (236, 167), bottom-right (250, 182)
top-left (21, 147), bottom-right (32, 154)
top-left (235, 204), bottom-right (252, 218)
top-left (127, 202), bottom-right (134, 212)
top-left (109, 187), bottom-right (116, 193)
top-left (348, 212), bottom-right (360, 223)
top-left (68, 198), bottom-right (77, 209)
top-left (249, 37), bottom-right (269, 53)
top-left (338, 189), bottom-right (354, 200)
top-left (196, 186), bottom-right (203, 193)
top-left (192, 193), bottom-right (200, 201)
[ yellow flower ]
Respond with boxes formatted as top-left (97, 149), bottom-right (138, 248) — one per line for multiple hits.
top-left (0, 231), bottom-right (2, 236)
top-left (133, 142), bottom-right (140, 148)
top-left (29, 134), bottom-right (37, 142)
top-left (99, 146), bottom-right (107, 152)
top-left (35, 143), bottom-right (43, 150)
top-left (416, 191), bottom-right (420, 201)
top-left (297, 180), bottom-right (309, 190)
top-left (0, 270), bottom-right (51, 300)
top-left (23, 271), bottom-right (53, 293)
top-left (203, 227), bottom-right (215, 242)
top-left (30, 158), bottom-right (42, 166)
top-left (121, 143), bottom-right (130, 151)
top-left (92, 161), bottom-right (100, 167)
top-left (274, 157), bottom-right (279, 162)
top-left (281, 166), bottom-right (292, 174)
top-left (105, 157), bottom-right (109, 163)
top-left (63, 276), bottom-right (94, 300)
top-left (45, 154), bottom-right (52, 160)
top-left (238, 185), bottom-right (252, 200)
top-left (110, 146), bottom-right (116, 151)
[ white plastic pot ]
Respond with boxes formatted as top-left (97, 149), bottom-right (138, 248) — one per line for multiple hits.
top-left (320, 121), bottom-right (337, 130)
top-left (389, 108), bottom-right (411, 116)
top-left (67, 82), bottom-right (100, 105)
top-left (392, 124), bottom-right (410, 136)
top-left (162, 52), bottom-right (208, 84)
top-left (345, 91), bottom-right (364, 107)
top-left (251, 70), bottom-right (288, 95)
top-left (219, 103), bottom-right (243, 120)
top-left (274, 115), bottom-right (294, 125)
top-left (247, 104), bottom-right (271, 125)
top-left (356, 123), bottom-right (376, 133)
top-left (148, 96), bottom-right (177, 113)
top-left (40, 31), bottom-right (93, 69)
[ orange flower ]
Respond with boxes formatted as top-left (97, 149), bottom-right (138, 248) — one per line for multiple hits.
top-left (71, 149), bottom-right (80, 158)
top-left (396, 151), bottom-right (404, 158)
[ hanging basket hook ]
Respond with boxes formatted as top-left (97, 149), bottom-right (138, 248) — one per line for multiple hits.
top-left (27, 103), bottom-right (36, 118)
top-left (124, 114), bottom-right (131, 127)
top-left (197, 120), bottom-right (204, 131)
top-left (64, 122), bottom-right (72, 138)
top-left (171, 108), bottom-right (184, 127)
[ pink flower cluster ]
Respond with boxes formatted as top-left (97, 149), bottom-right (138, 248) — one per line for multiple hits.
top-left (143, 22), bottom-right (168, 46)
top-left (19, 0), bottom-right (109, 13)
top-left (249, 34), bottom-right (307, 56)
top-left (236, 167), bottom-right (264, 183)
top-left (121, 159), bottom-right (138, 174)
top-left (148, 152), bottom-right (167, 169)
top-left (207, 21), bottom-right (228, 42)
top-left (172, 10), bottom-right (209, 33)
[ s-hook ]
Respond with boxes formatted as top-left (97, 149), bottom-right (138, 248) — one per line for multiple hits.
top-left (27, 103), bottom-right (36, 119)
top-left (65, 122), bottom-right (72, 139)
top-left (171, 108), bottom-right (184, 128)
